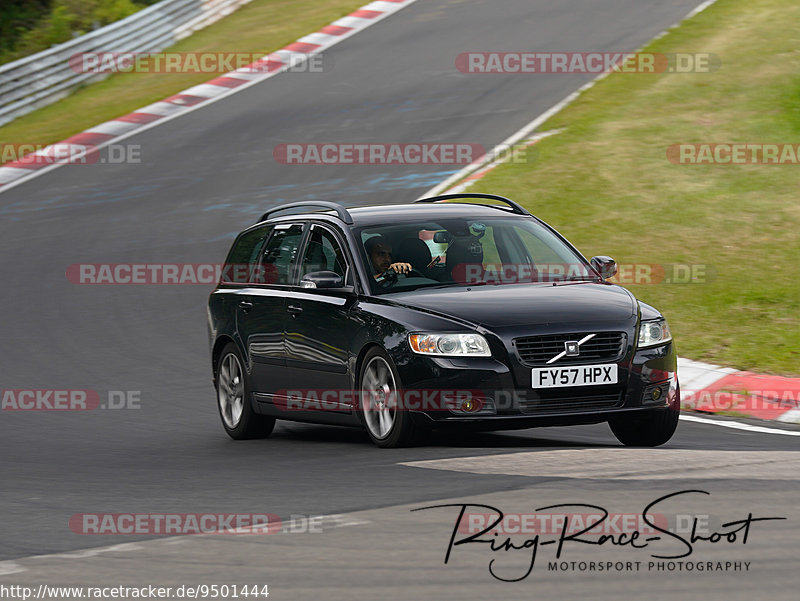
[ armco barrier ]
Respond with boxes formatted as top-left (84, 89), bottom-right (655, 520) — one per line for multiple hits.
top-left (0, 0), bottom-right (252, 127)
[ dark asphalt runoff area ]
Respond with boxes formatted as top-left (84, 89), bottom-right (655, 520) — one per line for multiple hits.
top-left (1, 0), bottom-right (796, 598)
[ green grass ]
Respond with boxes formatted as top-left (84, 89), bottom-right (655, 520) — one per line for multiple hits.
top-left (469, 0), bottom-right (800, 375)
top-left (0, 0), bottom-right (364, 154)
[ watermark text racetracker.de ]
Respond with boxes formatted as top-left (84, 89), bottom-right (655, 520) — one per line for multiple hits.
top-left (668, 143), bottom-right (800, 164)
top-left (67, 513), bottom-right (343, 535)
top-left (70, 513), bottom-right (282, 535)
top-left (70, 51), bottom-right (327, 74)
top-left (273, 384), bottom-right (675, 414)
top-left (66, 263), bottom-right (269, 285)
top-left (456, 511), bottom-right (727, 537)
top-left (273, 143), bottom-right (535, 166)
top-left (1, 390), bottom-right (141, 411)
top-left (275, 389), bottom-right (485, 412)
top-left (681, 389), bottom-right (800, 412)
top-left (1, 144), bottom-right (141, 166)
top-left (447, 262), bottom-right (714, 285)
top-left (274, 143), bottom-right (489, 165)
top-left (456, 52), bottom-right (720, 74)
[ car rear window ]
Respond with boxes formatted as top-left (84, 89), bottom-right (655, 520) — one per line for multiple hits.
top-left (221, 226), bottom-right (272, 283)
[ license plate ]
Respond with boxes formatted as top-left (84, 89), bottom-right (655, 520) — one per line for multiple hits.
top-left (531, 364), bottom-right (618, 388)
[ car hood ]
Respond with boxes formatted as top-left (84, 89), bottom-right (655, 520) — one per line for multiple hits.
top-left (388, 283), bottom-right (637, 329)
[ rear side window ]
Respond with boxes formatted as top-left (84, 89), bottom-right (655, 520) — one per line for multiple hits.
top-left (258, 223), bottom-right (305, 285)
top-left (221, 226), bottom-right (272, 283)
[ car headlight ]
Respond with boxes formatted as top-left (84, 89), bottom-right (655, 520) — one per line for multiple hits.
top-left (408, 332), bottom-right (491, 357)
top-left (637, 318), bottom-right (672, 348)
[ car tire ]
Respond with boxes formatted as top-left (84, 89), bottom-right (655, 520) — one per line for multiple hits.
top-left (608, 387), bottom-right (680, 447)
top-left (358, 347), bottom-right (419, 448)
top-left (216, 343), bottom-right (275, 440)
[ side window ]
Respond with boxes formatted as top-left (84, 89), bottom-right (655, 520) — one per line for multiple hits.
top-left (299, 226), bottom-right (349, 280)
top-left (257, 223), bottom-right (305, 285)
top-left (221, 226), bottom-right (272, 283)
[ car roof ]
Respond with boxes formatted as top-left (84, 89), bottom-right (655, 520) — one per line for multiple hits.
top-left (259, 202), bottom-right (535, 229)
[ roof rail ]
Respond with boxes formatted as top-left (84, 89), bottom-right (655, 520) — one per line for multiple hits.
top-left (259, 201), bottom-right (353, 224)
top-left (414, 193), bottom-right (531, 216)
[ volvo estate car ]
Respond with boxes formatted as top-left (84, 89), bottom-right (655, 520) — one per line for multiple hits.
top-left (207, 194), bottom-right (679, 448)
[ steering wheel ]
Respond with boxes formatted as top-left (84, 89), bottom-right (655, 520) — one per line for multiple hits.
top-left (375, 268), bottom-right (398, 289)
top-left (375, 267), bottom-right (427, 289)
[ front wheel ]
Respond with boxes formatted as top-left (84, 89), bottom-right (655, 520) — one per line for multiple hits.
top-left (608, 392), bottom-right (680, 447)
top-left (358, 348), bottom-right (419, 448)
top-left (216, 343), bottom-right (275, 440)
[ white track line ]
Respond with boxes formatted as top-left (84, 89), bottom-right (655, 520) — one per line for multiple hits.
top-left (680, 414), bottom-right (800, 436)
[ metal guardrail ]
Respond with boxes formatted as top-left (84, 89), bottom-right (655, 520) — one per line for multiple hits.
top-left (0, 0), bottom-right (252, 127)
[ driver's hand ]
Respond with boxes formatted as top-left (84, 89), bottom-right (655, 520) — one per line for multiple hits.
top-left (389, 262), bottom-right (412, 274)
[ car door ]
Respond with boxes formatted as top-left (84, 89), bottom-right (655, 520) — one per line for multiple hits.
top-left (282, 223), bottom-right (359, 411)
top-left (236, 222), bottom-right (305, 396)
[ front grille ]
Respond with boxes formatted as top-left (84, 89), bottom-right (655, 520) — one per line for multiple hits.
top-left (518, 390), bottom-right (624, 414)
top-left (514, 332), bottom-right (626, 366)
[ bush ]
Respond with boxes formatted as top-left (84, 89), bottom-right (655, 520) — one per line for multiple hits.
top-left (0, 0), bottom-right (159, 65)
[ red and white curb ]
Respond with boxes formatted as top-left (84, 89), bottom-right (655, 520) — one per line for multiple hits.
top-left (0, 0), bottom-right (419, 193)
top-left (678, 358), bottom-right (800, 423)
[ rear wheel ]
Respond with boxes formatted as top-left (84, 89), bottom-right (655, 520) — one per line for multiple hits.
top-left (359, 348), bottom-right (419, 448)
top-left (216, 343), bottom-right (275, 440)
top-left (608, 389), bottom-right (680, 447)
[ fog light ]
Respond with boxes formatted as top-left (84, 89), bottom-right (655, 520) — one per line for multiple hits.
top-left (449, 396), bottom-right (496, 416)
top-left (642, 382), bottom-right (669, 405)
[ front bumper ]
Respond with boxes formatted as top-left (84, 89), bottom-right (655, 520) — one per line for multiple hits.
top-left (394, 340), bottom-right (678, 428)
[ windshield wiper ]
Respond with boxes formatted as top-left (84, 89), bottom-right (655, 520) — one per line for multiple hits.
top-left (412, 281), bottom-right (490, 290)
top-left (552, 276), bottom-right (601, 285)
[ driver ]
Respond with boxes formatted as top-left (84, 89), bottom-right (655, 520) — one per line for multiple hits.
top-left (364, 235), bottom-right (412, 279)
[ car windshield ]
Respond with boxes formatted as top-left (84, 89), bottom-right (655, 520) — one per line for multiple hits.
top-left (356, 216), bottom-right (598, 294)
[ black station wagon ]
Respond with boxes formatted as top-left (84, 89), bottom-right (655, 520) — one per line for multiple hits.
top-left (207, 194), bottom-right (679, 447)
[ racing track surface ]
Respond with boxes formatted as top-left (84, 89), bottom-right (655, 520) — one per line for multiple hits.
top-left (1, 0), bottom-right (797, 598)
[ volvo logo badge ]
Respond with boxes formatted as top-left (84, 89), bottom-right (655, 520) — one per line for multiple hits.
top-left (546, 333), bottom-right (596, 364)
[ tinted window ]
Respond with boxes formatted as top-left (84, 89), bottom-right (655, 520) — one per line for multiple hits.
top-left (299, 226), bottom-right (348, 280)
top-left (257, 224), bottom-right (305, 285)
top-left (221, 226), bottom-right (272, 283)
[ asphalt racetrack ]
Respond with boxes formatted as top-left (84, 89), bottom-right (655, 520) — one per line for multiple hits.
top-left (0, 1), bottom-right (797, 599)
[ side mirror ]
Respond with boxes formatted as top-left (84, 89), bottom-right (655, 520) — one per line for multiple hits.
top-left (300, 270), bottom-right (344, 289)
top-left (591, 256), bottom-right (617, 280)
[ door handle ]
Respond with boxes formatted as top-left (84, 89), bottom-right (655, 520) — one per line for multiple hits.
top-left (287, 304), bottom-right (303, 316)
top-left (238, 300), bottom-right (253, 313)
